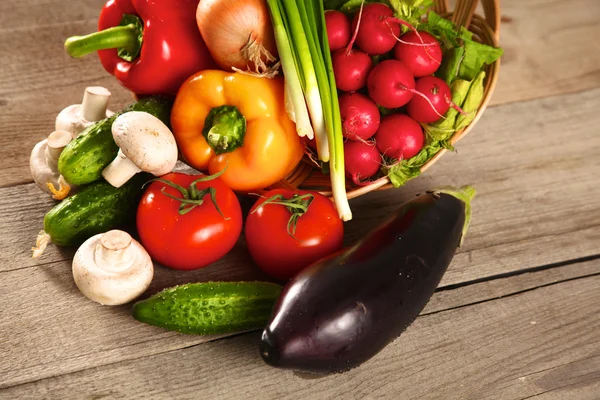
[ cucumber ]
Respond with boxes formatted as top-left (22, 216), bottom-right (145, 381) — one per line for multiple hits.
top-left (58, 96), bottom-right (173, 186)
top-left (132, 282), bottom-right (283, 335)
top-left (43, 173), bottom-right (150, 247)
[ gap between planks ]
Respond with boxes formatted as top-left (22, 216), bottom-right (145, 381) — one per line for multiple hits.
top-left (1, 256), bottom-right (599, 391)
top-left (2, 264), bottom-right (599, 399)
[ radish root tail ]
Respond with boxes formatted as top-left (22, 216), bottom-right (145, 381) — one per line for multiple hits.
top-left (445, 95), bottom-right (469, 116)
top-left (346, 0), bottom-right (366, 55)
top-left (400, 84), bottom-right (447, 120)
top-left (386, 19), bottom-right (441, 67)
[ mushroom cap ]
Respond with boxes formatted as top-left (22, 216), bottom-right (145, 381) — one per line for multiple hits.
top-left (111, 111), bottom-right (178, 176)
top-left (72, 230), bottom-right (154, 306)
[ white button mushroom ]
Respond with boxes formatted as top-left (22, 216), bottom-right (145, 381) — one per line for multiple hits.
top-left (29, 130), bottom-right (74, 199)
top-left (55, 86), bottom-right (114, 138)
top-left (101, 111), bottom-right (178, 188)
top-left (72, 230), bottom-right (154, 306)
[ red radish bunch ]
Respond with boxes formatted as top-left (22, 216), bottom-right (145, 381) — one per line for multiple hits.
top-left (332, 49), bottom-right (373, 92)
top-left (407, 76), bottom-right (452, 123)
top-left (350, 3), bottom-right (399, 55)
top-left (394, 31), bottom-right (443, 77)
top-left (344, 140), bottom-right (381, 185)
top-left (339, 92), bottom-right (380, 141)
top-left (325, 10), bottom-right (352, 51)
top-left (324, 2), bottom-right (453, 185)
top-left (375, 114), bottom-right (424, 160)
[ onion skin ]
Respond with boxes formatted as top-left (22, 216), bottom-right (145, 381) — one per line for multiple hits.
top-left (196, 0), bottom-right (278, 73)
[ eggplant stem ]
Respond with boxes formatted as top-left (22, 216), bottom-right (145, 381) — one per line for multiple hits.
top-left (430, 185), bottom-right (476, 246)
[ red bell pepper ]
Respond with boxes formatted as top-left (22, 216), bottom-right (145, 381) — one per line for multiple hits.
top-left (64, 0), bottom-right (215, 96)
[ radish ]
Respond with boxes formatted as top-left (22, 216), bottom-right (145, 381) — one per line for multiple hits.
top-left (325, 10), bottom-right (352, 52)
top-left (406, 76), bottom-right (452, 123)
top-left (394, 31), bottom-right (443, 77)
top-left (367, 59), bottom-right (415, 108)
top-left (350, 3), bottom-right (400, 55)
top-left (339, 93), bottom-right (380, 141)
top-left (375, 114), bottom-right (424, 160)
top-left (344, 140), bottom-right (381, 185)
top-left (332, 48), bottom-right (373, 92)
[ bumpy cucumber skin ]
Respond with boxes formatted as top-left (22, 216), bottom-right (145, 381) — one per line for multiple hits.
top-left (58, 115), bottom-right (119, 185)
top-left (132, 282), bottom-right (283, 335)
top-left (43, 174), bottom-right (150, 247)
top-left (58, 96), bottom-right (174, 186)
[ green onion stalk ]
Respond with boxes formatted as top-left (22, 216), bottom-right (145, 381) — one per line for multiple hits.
top-left (266, 0), bottom-right (352, 221)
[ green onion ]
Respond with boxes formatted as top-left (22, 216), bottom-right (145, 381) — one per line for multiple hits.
top-left (280, 0), bottom-right (329, 162)
top-left (295, 0), bottom-right (333, 162)
top-left (267, 0), bottom-right (352, 221)
top-left (266, 0), bottom-right (314, 139)
top-left (314, 0), bottom-right (351, 221)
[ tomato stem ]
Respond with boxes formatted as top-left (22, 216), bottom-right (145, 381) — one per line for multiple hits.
top-left (253, 193), bottom-right (315, 237)
top-left (150, 169), bottom-right (229, 217)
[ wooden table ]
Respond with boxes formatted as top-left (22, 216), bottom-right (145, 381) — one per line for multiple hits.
top-left (1, 0), bottom-right (599, 398)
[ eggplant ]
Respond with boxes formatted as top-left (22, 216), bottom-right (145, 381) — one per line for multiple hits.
top-left (259, 186), bottom-right (475, 374)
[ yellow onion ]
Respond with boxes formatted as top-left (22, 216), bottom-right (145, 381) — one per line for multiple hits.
top-left (196, 0), bottom-right (279, 76)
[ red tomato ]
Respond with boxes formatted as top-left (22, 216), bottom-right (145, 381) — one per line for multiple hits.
top-left (245, 189), bottom-right (344, 281)
top-left (137, 172), bottom-right (242, 270)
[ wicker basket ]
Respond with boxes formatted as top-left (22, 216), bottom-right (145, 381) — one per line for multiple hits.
top-left (272, 0), bottom-right (502, 199)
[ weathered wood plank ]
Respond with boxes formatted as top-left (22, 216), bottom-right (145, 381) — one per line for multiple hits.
top-left (6, 86), bottom-right (599, 283)
top-left (422, 256), bottom-right (600, 315)
top-left (0, 0), bottom-right (103, 30)
top-left (1, 250), bottom-right (598, 390)
top-left (492, 0), bottom-right (600, 106)
top-left (2, 270), bottom-right (598, 399)
top-left (0, 248), bottom-right (270, 390)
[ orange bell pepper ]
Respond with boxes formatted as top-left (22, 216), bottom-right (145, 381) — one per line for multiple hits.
top-left (170, 70), bottom-right (304, 192)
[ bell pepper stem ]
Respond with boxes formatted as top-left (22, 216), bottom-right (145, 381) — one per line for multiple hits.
top-left (202, 106), bottom-right (246, 155)
top-left (65, 25), bottom-right (139, 58)
top-left (64, 14), bottom-right (143, 62)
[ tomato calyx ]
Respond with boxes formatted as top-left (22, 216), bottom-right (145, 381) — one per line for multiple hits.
top-left (150, 170), bottom-right (229, 217)
top-left (253, 193), bottom-right (315, 238)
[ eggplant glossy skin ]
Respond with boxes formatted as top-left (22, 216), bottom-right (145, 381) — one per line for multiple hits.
top-left (260, 192), bottom-right (467, 374)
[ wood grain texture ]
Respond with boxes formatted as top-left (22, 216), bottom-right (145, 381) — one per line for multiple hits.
top-left (491, 0), bottom-right (600, 106)
top-left (2, 270), bottom-right (598, 399)
top-left (1, 249), bottom-right (598, 390)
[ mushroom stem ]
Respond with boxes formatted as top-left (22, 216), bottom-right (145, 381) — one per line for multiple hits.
top-left (94, 230), bottom-right (135, 272)
top-left (81, 86), bottom-right (112, 122)
top-left (101, 149), bottom-right (142, 188)
top-left (45, 130), bottom-right (72, 169)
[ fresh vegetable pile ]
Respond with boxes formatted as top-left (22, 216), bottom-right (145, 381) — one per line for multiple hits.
top-left (28, 0), bottom-right (501, 375)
